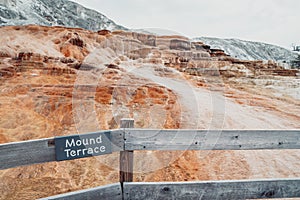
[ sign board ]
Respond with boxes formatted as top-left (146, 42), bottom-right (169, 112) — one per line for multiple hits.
top-left (55, 131), bottom-right (112, 161)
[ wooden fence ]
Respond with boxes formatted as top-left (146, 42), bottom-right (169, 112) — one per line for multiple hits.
top-left (0, 119), bottom-right (299, 199)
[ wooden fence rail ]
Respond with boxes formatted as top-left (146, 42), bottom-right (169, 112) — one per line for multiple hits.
top-left (1, 129), bottom-right (299, 170)
top-left (123, 179), bottom-right (300, 200)
top-left (40, 179), bottom-right (300, 200)
top-left (0, 130), bottom-right (123, 170)
top-left (39, 183), bottom-right (122, 200)
top-left (124, 129), bottom-right (300, 151)
top-left (0, 119), bottom-right (300, 199)
top-left (0, 137), bottom-right (55, 170)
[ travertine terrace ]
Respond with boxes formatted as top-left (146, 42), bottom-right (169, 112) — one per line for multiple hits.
top-left (0, 25), bottom-right (299, 199)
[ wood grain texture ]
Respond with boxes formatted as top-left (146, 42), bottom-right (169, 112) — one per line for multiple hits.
top-left (39, 183), bottom-right (122, 200)
top-left (124, 129), bottom-right (300, 151)
top-left (120, 151), bottom-right (134, 183)
top-left (0, 137), bottom-right (55, 170)
top-left (120, 119), bottom-right (134, 184)
top-left (0, 130), bottom-right (123, 170)
top-left (124, 179), bottom-right (300, 200)
top-left (110, 130), bottom-right (125, 152)
top-left (120, 118), bottom-right (135, 129)
top-left (1, 129), bottom-right (299, 170)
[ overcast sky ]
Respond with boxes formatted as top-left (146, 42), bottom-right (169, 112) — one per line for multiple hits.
top-left (71, 0), bottom-right (299, 49)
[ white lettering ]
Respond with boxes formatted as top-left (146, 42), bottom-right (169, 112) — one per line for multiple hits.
top-left (65, 135), bottom-right (104, 149)
top-left (89, 138), bottom-right (96, 145)
top-left (70, 150), bottom-right (76, 157)
top-left (82, 138), bottom-right (88, 146)
top-left (100, 146), bottom-right (106, 152)
top-left (77, 149), bottom-right (82, 155)
top-left (82, 148), bottom-right (87, 155)
top-left (65, 139), bottom-right (75, 148)
top-left (87, 148), bottom-right (93, 154)
top-left (94, 147), bottom-right (99, 153)
top-left (96, 136), bottom-right (102, 143)
top-left (75, 140), bottom-right (82, 146)
top-left (64, 149), bottom-right (71, 157)
top-left (63, 134), bottom-right (109, 159)
top-left (64, 145), bottom-right (107, 158)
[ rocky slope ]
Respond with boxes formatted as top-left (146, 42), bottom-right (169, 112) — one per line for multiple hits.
top-left (0, 0), bottom-right (126, 31)
top-left (194, 37), bottom-right (298, 64)
top-left (1, 0), bottom-right (297, 66)
top-left (0, 25), bottom-right (299, 199)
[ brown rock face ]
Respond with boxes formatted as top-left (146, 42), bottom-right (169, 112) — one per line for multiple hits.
top-left (97, 29), bottom-right (111, 36)
top-left (170, 39), bottom-right (191, 50)
top-left (0, 25), bottom-right (299, 199)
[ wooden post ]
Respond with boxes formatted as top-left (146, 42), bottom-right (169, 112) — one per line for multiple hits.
top-left (120, 118), bottom-right (134, 184)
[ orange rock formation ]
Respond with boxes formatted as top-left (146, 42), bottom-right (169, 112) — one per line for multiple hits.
top-left (0, 25), bottom-right (299, 199)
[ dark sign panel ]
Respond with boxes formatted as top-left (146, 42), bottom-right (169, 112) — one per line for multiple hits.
top-left (55, 131), bottom-right (112, 161)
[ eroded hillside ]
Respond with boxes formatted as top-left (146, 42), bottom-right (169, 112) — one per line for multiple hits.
top-left (0, 25), bottom-right (299, 199)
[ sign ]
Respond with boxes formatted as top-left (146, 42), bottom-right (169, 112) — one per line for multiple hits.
top-left (55, 131), bottom-right (112, 161)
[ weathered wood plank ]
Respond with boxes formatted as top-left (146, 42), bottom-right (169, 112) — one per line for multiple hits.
top-left (120, 119), bottom-right (134, 184)
top-left (109, 130), bottom-right (124, 152)
top-left (124, 129), bottom-right (300, 151)
top-left (0, 130), bottom-right (124, 170)
top-left (120, 118), bottom-right (135, 129)
top-left (120, 151), bottom-right (134, 183)
top-left (1, 129), bottom-right (299, 170)
top-left (124, 179), bottom-right (300, 200)
top-left (0, 137), bottom-right (55, 170)
top-left (39, 183), bottom-right (122, 200)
